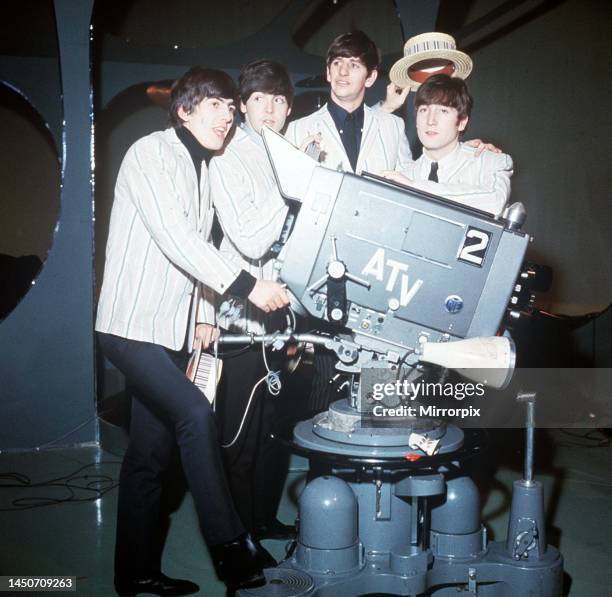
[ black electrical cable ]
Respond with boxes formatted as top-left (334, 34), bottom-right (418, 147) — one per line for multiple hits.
top-left (215, 345), bottom-right (257, 359)
top-left (0, 461), bottom-right (121, 512)
top-left (396, 351), bottom-right (417, 381)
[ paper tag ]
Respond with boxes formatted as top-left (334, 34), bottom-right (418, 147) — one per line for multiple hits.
top-left (408, 432), bottom-right (441, 456)
top-left (186, 339), bottom-right (222, 404)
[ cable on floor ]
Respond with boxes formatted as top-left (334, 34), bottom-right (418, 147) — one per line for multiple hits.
top-left (0, 461), bottom-right (121, 511)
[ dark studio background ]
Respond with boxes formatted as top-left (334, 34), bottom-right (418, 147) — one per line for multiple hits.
top-left (0, 0), bottom-right (611, 450)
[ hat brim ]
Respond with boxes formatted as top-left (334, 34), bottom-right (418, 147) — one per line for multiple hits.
top-left (389, 49), bottom-right (473, 89)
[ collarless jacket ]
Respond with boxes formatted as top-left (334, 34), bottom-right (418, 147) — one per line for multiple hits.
top-left (96, 128), bottom-right (237, 350)
top-left (209, 127), bottom-right (288, 335)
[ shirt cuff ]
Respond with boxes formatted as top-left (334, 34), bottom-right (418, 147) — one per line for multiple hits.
top-left (226, 270), bottom-right (257, 299)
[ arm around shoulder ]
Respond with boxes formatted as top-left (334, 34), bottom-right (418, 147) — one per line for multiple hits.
top-left (484, 150), bottom-right (514, 213)
top-left (455, 149), bottom-right (514, 216)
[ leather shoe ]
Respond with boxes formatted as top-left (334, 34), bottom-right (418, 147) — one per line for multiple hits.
top-left (115, 572), bottom-right (199, 596)
top-left (253, 518), bottom-right (297, 541)
top-left (210, 532), bottom-right (276, 590)
top-left (253, 541), bottom-right (278, 569)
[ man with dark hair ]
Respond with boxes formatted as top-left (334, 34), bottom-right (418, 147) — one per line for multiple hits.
top-left (286, 33), bottom-right (501, 414)
top-left (284, 32), bottom-right (413, 415)
top-left (286, 30), bottom-right (413, 173)
top-left (326, 28), bottom-right (380, 73)
top-left (96, 66), bottom-right (288, 595)
top-left (209, 59), bottom-right (297, 542)
top-left (238, 58), bottom-right (295, 108)
top-left (415, 72), bottom-right (473, 124)
top-left (382, 74), bottom-right (513, 216)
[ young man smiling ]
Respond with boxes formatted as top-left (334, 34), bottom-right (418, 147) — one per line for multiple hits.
top-left (285, 32), bottom-right (502, 415)
top-left (286, 30), bottom-right (413, 174)
top-left (96, 67), bottom-right (287, 595)
top-left (209, 59), bottom-right (297, 542)
top-left (382, 74), bottom-right (513, 216)
top-left (284, 32), bottom-right (418, 417)
top-left (209, 60), bottom-right (291, 273)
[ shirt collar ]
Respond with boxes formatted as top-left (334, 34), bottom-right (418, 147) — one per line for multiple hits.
top-left (422, 141), bottom-right (461, 169)
top-left (327, 98), bottom-right (365, 130)
top-left (241, 120), bottom-right (265, 148)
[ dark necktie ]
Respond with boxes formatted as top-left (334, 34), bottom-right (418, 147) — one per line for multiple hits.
top-left (342, 113), bottom-right (359, 172)
top-left (428, 161), bottom-right (439, 183)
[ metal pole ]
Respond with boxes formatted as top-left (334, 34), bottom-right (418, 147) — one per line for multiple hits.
top-left (517, 392), bottom-right (536, 484)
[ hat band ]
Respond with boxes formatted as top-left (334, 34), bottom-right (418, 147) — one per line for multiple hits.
top-left (408, 61), bottom-right (456, 82)
top-left (406, 39), bottom-right (457, 57)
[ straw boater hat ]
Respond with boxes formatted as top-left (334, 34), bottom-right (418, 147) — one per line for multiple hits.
top-left (389, 32), bottom-right (473, 90)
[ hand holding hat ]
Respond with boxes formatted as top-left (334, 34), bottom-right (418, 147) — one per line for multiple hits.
top-left (379, 82), bottom-right (412, 113)
top-left (389, 32), bottom-right (473, 91)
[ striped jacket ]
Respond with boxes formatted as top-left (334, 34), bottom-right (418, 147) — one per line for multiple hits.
top-left (401, 143), bottom-right (514, 217)
top-left (95, 128), bottom-right (238, 350)
top-left (209, 126), bottom-right (288, 334)
top-left (285, 103), bottom-right (412, 174)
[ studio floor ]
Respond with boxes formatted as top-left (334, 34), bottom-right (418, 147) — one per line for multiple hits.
top-left (0, 428), bottom-right (610, 596)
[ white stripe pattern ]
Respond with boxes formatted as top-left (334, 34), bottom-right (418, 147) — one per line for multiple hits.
top-left (209, 126), bottom-right (289, 334)
top-left (400, 142), bottom-right (513, 216)
top-left (96, 127), bottom-right (240, 350)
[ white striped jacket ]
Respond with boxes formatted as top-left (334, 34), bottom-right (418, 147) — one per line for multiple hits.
top-left (285, 103), bottom-right (412, 174)
top-left (401, 143), bottom-right (514, 217)
top-left (209, 126), bottom-right (288, 334)
top-left (95, 128), bottom-right (238, 350)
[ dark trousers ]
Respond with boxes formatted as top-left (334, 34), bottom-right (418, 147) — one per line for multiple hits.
top-left (215, 347), bottom-right (288, 531)
top-left (305, 344), bottom-right (345, 481)
top-left (304, 314), bottom-right (347, 415)
top-left (307, 349), bottom-right (340, 413)
top-left (97, 333), bottom-right (244, 582)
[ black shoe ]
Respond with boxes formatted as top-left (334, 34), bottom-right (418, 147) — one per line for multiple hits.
top-left (115, 573), bottom-right (199, 596)
top-left (210, 532), bottom-right (276, 590)
top-left (253, 541), bottom-right (278, 569)
top-left (253, 518), bottom-right (297, 541)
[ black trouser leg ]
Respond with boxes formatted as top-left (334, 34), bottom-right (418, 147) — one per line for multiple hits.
top-left (307, 349), bottom-right (339, 414)
top-left (114, 396), bottom-right (173, 580)
top-left (98, 333), bottom-right (245, 582)
top-left (216, 347), bottom-right (287, 531)
top-left (252, 391), bottom-right (289, 527)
